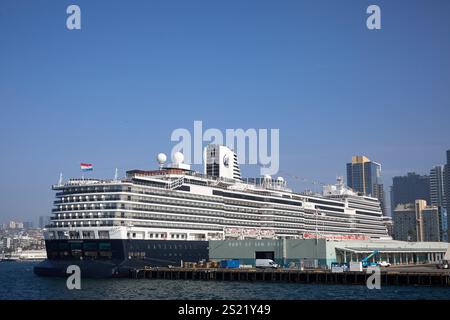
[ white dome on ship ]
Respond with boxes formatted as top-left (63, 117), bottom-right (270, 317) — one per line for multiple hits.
top-left (263, 174), bottom-right (272, 180)
top-left (157, 153), bottom-right (167, 165)
top-left (172, 152), bottom-right (184, 164)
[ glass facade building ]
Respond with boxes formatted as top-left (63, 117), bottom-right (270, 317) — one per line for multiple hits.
top-left (390, 172), bottom-right (430, 216)
top-left (346, 156), bottom-right (385, 214)
top-left (444, 150), bottom-right (450, 240)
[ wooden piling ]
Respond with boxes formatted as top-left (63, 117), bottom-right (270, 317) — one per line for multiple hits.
top-left (130, 267), bottom-right (450, 287)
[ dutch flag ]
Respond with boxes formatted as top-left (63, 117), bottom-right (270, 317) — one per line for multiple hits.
top-left (80, 163), bottom-right (93, 171)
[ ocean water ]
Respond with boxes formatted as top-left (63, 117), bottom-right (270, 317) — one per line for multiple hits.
top-left (1, 261), bottom-right (450, 300)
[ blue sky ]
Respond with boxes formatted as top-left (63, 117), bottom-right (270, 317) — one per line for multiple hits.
top-left (1, 0), bottom-right (449, 223)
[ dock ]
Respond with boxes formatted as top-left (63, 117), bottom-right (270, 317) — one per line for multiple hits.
top-left (129, 267), bottom-right (450, 287)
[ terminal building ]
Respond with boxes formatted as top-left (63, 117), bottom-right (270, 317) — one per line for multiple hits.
top-left (209, 239), bottom-right (449, 267)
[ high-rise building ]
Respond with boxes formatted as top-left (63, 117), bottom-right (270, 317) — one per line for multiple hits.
top-left (393, 203), bottom-right (417, 241)
top-left (373, 183), bottom-right (386, 216)
top-left (8, 221), bottom-right (21, 229)
top-left (2, 237), bottom-right (12, 250)
top-left (415, 200), bottom-right (427, 242)
top-left (390, 172), bottom-right (430, 216)
top-left (445, 150), bottom-right (450, 240)
top-left (382, 216), bottom-right (394, 237)
top-left (346, 155), bottom-right (386, 214)
top-left (438, 207), bottom-right (448, 242)
top-left (430, 165), bottom-right (447, 242)
top-left (23, 221), bottom-right (33, 229)
top-left (39, 216), bottom-right (51, 229)
top-left (393, 200), bottom-right (441, 242)
top-left (422, 205), bottom-right (440, 242)
top-left (430, 165), bottom-right (446, 207)
top-left (347, 156), bottom-right (381, 195)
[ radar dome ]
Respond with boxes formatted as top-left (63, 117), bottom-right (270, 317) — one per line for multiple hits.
top-left (157, 153), bottom-right (167, 164)
top-left (172, 152), bottom-right (184, 164)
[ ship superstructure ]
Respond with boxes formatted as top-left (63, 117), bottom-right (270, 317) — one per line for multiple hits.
top-left (35, 145), bottom-right (388, 277)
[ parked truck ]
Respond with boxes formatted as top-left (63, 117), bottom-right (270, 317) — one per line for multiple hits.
top-left (255, 259), bottom-right (279, 268)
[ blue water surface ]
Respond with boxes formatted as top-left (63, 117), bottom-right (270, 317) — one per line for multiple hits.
top-left (1, 262), bottom-right (449, 300)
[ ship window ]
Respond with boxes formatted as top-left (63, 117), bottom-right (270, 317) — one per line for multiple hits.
top-left (84, 251), bottom-right (98, 258)
top-left (70, 243), bottom-right (82, 250)
top-left (99, 251), bottom-right (112, 258)
top-left (99, 243), bottom-right (111, 250)
top-left (69, 231), bottom-right (80, 239)
top-left (83, 243), bottom-right (98, 251)
top-left (59, 243), bottom-right (69, 251)
top-left (82, 231), bottom-right (95, 239)
top-left (98, 231), bottom-right (109, 239)
top-left (71, 249), bottom-right (82, 258)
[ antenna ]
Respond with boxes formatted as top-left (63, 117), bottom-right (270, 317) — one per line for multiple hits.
top-left (58, 172), bottom-right (63, 186)
top-left (114, 168), bottom-right (118, 181)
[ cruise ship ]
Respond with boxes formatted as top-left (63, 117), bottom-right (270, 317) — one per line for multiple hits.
top-left (34, 145), bottom-right (388, 277)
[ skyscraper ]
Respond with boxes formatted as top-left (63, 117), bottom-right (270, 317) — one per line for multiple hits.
top-left (438, 207), bottom-right (448, 242)
top-left (430, 165), bottom-right (447, 242)
top-left (393, 200), bottom-right (441, 242)
top-left (393, 203), bottom-right (417, 241)
top-left (373, 183), bottom-right (386, 217)
top-left (346, 156), bottom-right (385, 214)
top-left (415, 199), bottom-right (427, 242)
top-left (390, 172), bottom-right (430, 216)
top-left (445, 150), bottom-right (450, 240)
top-left (422, 206), bottom-right (441, 242)
top-left (430, 165), bottom-right (446, 207)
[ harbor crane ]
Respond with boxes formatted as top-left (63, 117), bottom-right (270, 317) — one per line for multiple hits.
top-left (361, 250), bottom-right (379, 268)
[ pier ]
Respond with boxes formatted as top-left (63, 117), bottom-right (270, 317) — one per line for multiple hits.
top-left (129, 267), bottom-right (450, 287)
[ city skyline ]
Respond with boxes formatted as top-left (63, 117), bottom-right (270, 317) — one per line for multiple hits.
top-left (1, 0), bottom-right (450, 223)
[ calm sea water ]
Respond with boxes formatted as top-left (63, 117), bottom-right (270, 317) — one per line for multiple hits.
top-left (1, 261), bottom-right (450, 300)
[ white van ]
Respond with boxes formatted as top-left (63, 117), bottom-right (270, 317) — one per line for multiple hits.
top-left (255, 259), bottom-right (279, 268)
